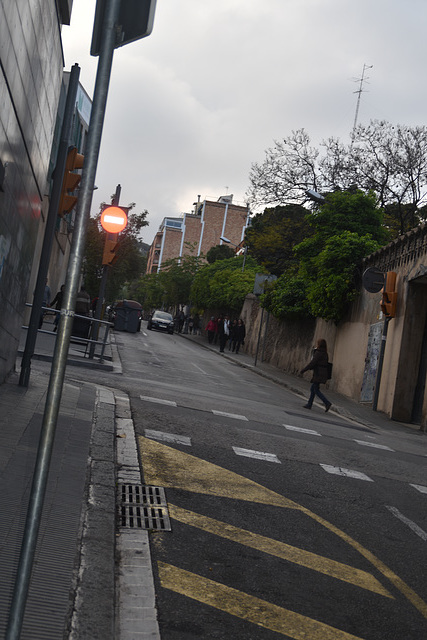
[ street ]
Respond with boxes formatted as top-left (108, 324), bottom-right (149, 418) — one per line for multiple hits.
top-left (6, 324), bottom-right (426, 639)
top-left (108, 325), bottom-right (427, 639)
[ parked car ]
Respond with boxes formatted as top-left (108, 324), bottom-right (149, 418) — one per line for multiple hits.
top-left (147, 310), bottom-right (174, 334)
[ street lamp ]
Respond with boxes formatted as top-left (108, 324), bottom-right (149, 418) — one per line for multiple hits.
top-left (220, 236), bottom-right (247, 272)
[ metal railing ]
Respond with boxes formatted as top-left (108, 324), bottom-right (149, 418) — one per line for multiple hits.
top-left (23, 303), bottom-right (113, 362)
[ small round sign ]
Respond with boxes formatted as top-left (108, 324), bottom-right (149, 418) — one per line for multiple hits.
top-left (100, 206), bottom-right (127, 233)
top-left (362, 266), bottom-right (384, 293)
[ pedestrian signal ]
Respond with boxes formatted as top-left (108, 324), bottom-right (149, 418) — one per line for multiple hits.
top-left (58, 147), bottom-right (84, 217)
top-left (102, 236), bottom-right (119, 266)
top-left (380, 271), bottom-right (397, 318)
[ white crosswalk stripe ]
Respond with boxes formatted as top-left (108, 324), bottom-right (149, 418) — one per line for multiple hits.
top-left (320, 464), bottom-right (373, 481)
top-left (354, 439), bottom-right (394, 451)
top-left (283, 424), bottom-right (321, 436)
top-left (233, 447), bottom-right (281, 463)
top-left (140, 395), bottom-right (177, 406)
top-left (213, 410), bottom-right (248, 421)
top-left (410, 483), bottom-right (427, 494)
top-left (144, 429), bottom-right (192, 446)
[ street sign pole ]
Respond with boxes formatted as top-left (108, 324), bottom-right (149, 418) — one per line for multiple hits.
top-left (6, 1), bottom-right (121, 637)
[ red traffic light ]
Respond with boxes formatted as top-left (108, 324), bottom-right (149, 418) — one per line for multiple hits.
top-left (100, 206), bottom-right (128, 233)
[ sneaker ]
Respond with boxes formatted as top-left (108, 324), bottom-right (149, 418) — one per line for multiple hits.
top-left (303, 404), bottom-right (312, 409)
top-left (325, 402), bottom-right (332, 413)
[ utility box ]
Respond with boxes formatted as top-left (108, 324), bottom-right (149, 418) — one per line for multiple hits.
top-left (113, 300), bottom-right (142, 333)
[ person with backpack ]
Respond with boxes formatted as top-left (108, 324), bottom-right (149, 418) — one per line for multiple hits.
top-left (300, 338), bottom-right (332, 412)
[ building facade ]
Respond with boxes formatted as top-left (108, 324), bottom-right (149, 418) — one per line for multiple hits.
top-left (146, 195), bottom-right (249, 273)
top-left (0, 0), bottom-right (72, 383)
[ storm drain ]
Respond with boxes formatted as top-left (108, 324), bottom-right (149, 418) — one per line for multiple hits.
top-left (117, 484), bottom-right (171, 531)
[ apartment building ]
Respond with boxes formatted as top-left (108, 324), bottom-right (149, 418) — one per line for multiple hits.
top-left (146, 195), bottom-right (249, 273)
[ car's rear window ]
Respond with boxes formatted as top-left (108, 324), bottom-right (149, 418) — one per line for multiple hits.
top-left (154, 311), bottom-right (173, 321)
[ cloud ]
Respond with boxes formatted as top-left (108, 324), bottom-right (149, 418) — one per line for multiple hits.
top-left (62, 0), bottom-right (427, 243)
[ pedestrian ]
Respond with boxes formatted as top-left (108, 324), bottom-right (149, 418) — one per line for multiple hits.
top-left (193, 313), bottom-right (200, 335)
top-left (74, 285), bottom-right (91, 337)
top-left (300, 338), bottom-right (332, 412)
top-left (39, 278), bottom-right (51, 328)
top-left (229, 319), bottom-right (238, 351)
top-left (50, 284), bottom-right (65, 332)
top-left (218, 315), bottom-right (230, 353)
top-left (234, 318), bottom-right (246, 354)
top-left (205, 316), bottom-right (217, 344)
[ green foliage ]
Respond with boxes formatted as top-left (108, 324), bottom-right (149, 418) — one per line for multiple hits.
top-left (261, 273), bottom-right (310, 319)
top-left (129, 254), bottom-right (204, 311)
top-left (206, 244), bottom-right (236, 263)
top-left (245, 204), bottom-right (311, 275)
top-left (303, 190), bottom-right (389, 245)
top-left (303, 232), bottom-right (380, 322)
top-left (261, 190), bottom-right (386, 323)
top-left (191, 255), bottom-right (260, 314)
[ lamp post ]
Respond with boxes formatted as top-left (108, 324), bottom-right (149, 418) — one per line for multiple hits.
top-left (220, 236), bottom-right (247, 272)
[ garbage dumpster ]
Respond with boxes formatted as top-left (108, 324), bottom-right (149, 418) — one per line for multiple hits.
top-left (113, 300), bottom-right (142, 333)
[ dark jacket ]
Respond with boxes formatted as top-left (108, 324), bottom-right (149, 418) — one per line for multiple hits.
top-left (301, 347), bottom-right (329, 384)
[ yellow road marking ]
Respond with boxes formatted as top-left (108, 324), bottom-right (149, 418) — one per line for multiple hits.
top-left (139, 435), bottom-right (427, 619)
top-left (158, 562), bottom-right (365, 640)
top-left (168, 503), bottom-right (392, 598)
top-left (139, 435), bottom-right (300, 509)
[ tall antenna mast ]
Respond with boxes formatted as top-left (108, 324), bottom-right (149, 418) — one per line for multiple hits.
top-left (351, 63), bottom-right (373, 143)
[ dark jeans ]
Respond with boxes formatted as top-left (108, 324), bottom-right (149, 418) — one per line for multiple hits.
top-left (219, 334), bottom-right (228, 352)
top-left (307, 382), bottom-right (329, 408)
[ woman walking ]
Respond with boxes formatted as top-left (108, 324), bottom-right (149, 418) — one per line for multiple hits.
top-left (301, 338), bottom-right (332, 412)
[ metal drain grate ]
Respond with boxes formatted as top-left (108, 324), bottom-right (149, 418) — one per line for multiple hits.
top-left (117, 484), bottom-right (171, 530)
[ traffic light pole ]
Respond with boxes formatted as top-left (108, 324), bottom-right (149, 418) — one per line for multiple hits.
top-left (372, 316), bottom-right (390, 412)
top-left (88, 184), bottom-right (121, 358)
top-left (6, 1), bottom-right (121, 637)
top-left (19, 64), bottom-right (80, 387)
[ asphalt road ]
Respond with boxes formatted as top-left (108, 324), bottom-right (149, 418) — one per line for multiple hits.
top-left (67, 324), bottom-right (427, 639)
top-left (101, 325), bottom-right (426, 640)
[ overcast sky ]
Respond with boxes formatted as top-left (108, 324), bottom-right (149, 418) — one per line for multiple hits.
top-left (62, 0), bottom-right (427, 245)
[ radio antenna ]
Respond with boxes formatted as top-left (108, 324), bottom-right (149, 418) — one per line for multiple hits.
top-left (351, 63), bottom-right (373, 144)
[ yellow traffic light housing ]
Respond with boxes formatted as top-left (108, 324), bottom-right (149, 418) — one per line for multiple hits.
top-left (102, 235), bottom-right (119, 266)
top-left (58, 147), bottom-right (84, 217)
top-left (380, 271), bottom-right (397, 318)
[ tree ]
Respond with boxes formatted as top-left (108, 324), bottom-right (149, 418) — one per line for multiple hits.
top-left (206, 244), bottom-right (235, 263)
top-left (262, 190), bottom-right (386, 323)
top-left (248, 121), bottom-right (427, 235)
top-left (191, 255), bottom-right (261, 315)
top-left (245, 204), bottom-right (312, 276)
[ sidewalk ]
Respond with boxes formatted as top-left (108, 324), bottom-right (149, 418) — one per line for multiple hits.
top-left (177, 330), bottom-right (426, 437)
top-left (18, 316), bottom-right (121, 373)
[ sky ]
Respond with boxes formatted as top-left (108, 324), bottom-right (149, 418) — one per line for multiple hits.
top-left (62, 0), bottom-right (427, 245)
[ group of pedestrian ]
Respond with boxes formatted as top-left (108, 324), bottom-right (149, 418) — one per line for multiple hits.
top-left (205, 315), bottom-right (246, 354)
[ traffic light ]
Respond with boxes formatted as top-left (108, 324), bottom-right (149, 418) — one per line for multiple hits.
top-left (58, 147), bottom-right (84, 217)
top-left (380, 271), bottom-right (397, 318)
top-left (102, 235), bottom-right (119, 266)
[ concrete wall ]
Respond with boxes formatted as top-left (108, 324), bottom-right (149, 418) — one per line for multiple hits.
top-left (0, 1), bottom-right (65, 382)
top-left (240, 224), bottom-right (427, 428)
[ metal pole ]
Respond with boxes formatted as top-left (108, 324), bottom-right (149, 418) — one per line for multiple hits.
top-left (6, 1), bottom-right (121, 637)
top-left (372, 316), bottom-right (390, 411)
top-left (19, 64), bottom-right (80, 387)
top-left (261, 311), bottom-right (270, 363)
top-left (254, 305), bottom-right (264, 367)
